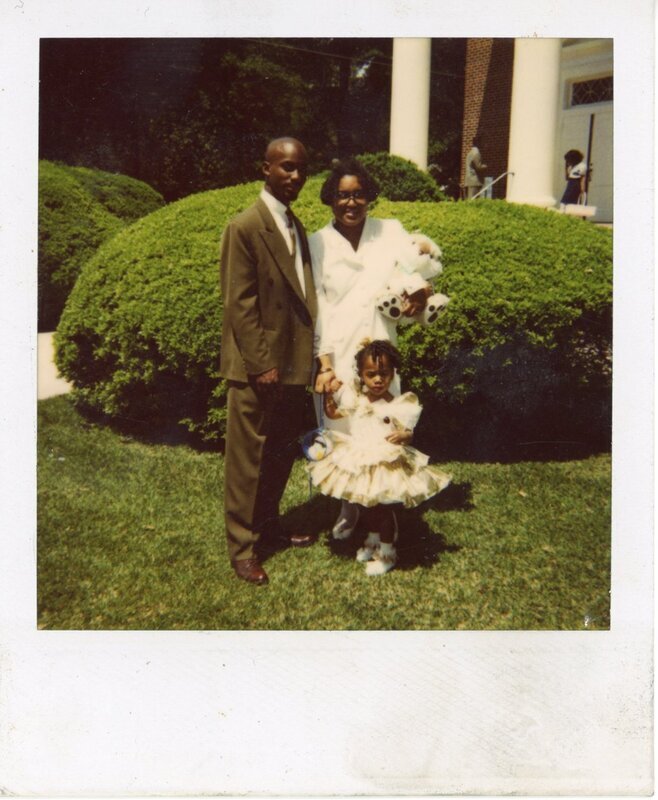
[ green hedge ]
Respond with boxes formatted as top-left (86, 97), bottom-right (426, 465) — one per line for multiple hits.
top-left (39, 161), bottom-right (165, 330)
top-left (357, 152), bottom-right (448, 202)
top-left (390, 200), bottom-right (612, 455)
top-left (62, 164), bottom-right (166, 222)
top-left (56, 179), bottom-right (612, 454)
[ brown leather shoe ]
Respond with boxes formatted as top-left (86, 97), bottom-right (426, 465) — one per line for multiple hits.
top-left (232, 558), bottom-right (269, 585)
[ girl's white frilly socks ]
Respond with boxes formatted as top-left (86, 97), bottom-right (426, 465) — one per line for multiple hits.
top-left (365, 541), bottom-right (397, 576)
top-left (356, 532), bottom-right (380, 562)
top-left (356, 531), bottom-right (398, 576)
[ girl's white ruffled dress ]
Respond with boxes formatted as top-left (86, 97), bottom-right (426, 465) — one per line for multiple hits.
top-left (308, 384), bottom-right (451, 509)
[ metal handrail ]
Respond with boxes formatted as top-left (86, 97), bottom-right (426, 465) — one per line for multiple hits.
top-left (468, 171), bottom-right (515, 200)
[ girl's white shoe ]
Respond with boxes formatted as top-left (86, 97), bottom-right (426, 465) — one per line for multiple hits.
top-left (332, 501), bottom-right (360, 540)
top-left (356, 532), bottom-right (380, 562)
top-left (365, 542), bottom-right (397, 576)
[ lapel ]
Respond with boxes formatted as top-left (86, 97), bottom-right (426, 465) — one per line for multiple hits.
top-left (256, 198), bottom-right (316, 318)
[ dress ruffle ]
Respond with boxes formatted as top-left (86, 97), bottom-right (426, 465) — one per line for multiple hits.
top-left (308, 391), bottom-right (451, 508)
top-left (307, 432), bottom-right (451, 509)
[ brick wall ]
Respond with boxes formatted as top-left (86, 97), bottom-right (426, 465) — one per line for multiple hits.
top-left (461, 38), bottom-right (514, 198)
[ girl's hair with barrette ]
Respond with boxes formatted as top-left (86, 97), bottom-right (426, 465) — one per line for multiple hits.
top-left (354, 339), bottom-right (401, 373)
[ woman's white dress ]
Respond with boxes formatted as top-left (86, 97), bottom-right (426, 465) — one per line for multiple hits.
top-left (309, 217), bottom-right (416, 431)
top-left (307, 386), bottom-right (451, 509)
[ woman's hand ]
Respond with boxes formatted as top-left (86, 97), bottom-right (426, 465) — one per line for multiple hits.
top-left (401, 285), bottom-right (431, 317)
top-left (314, 369), bottom-right (336, 394)
top-left (386, 429), bottom-right (413, 445)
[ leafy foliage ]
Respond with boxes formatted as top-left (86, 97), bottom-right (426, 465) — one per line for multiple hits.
top-left (358, 152), bottom-right (447, 202)
top-left (55, 180), bottom-right (274, 440)
top-left (39, 38), bottom-right (466, 201)
top-left (39, 161), bottom-right (123, 331)
top-left (56, 184), bottom-right (612, 455)
top-left (63, 164), bottom-right (165, 222)
top-left (388, 200), bottom-right (612, 455)
top-left (38, 160), bottom-right (165, 330)
top-left (147, 47), bottom-right (318, 199)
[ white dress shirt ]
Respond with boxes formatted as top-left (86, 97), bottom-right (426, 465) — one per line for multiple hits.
top-left (260, 188), bottom-right (306, 297)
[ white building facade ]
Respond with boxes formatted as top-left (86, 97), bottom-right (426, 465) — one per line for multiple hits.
top-left (390, 38), bottom-right (613, 222)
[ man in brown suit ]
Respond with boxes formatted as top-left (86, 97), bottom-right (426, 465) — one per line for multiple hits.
top-left (219, 137), bottom-right (318, 585)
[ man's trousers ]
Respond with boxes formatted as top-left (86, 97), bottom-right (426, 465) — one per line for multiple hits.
top-left (224, 380), bottom-right (308, 562)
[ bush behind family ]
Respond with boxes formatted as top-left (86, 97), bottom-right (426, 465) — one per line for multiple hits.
top-left (54, 152), bottom-right (612, 460)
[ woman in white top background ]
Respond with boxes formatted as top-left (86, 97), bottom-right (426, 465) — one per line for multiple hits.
top-left (309, 157), bottom-right (438, 537)
top-left (559, 148), bottom-right (588, 207)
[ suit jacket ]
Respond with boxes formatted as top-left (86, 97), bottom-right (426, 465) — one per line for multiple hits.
top-left (219, 197), bottom-right (317, 385)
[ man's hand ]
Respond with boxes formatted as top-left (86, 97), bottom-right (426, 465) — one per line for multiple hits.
top-left (401, 286), bottom-right (431, 317)
top-left (254, 367), bottom-right (280, 393)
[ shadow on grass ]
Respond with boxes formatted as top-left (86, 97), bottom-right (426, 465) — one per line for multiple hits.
top-left (425, 480), bottom-right (475, 513)
top-left (73, 399), bottom-right (223, 453)
top-left (280, 493), bottom-right (337, 536)
top-left (395, 483), bottom-right (472, 570)
top-left (63, 390), bottom-right (611, 464)
top-left (274, 483), bottom-right (472, 571)
top-left (256, 494), bottom-right (337, 564)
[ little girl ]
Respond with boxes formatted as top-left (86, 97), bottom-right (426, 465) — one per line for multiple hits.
top-left (307, 339), bottom-right (451, 575)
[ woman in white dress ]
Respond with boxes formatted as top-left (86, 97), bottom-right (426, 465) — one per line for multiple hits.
top-left (309, 158), bottom-right (436, 538)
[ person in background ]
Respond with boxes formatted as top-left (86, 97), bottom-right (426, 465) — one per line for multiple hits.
top-left (560, 149), bottom-right (588, 207)
top-left (464, 135), bottom-right (488, 199)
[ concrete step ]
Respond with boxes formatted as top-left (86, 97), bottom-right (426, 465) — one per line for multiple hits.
top-left (38, 332), bottom-right (72, 400)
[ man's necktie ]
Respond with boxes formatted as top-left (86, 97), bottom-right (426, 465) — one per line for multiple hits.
top-left (285, 208), bottom-right (297, 258)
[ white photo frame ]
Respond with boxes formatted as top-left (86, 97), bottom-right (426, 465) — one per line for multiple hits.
top-left (0, 0), bottom-right (653, 795)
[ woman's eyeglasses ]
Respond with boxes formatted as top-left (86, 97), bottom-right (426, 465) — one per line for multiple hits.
top-left (334, 190), bottom-right (368, 204)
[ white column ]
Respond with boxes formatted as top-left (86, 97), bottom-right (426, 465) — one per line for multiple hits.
top-left (389, 38), bottom-right (431, 170)
top-left (506, 38), bottom-right (562, 207)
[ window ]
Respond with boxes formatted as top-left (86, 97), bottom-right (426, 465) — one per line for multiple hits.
top-left (570, 76), bottom-right (613, 106)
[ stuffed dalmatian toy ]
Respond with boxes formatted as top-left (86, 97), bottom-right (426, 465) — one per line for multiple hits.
top-left (376, 232), bottom-right (450, 326)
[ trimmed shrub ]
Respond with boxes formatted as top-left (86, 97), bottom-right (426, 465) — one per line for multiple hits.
top-left (387, 200), bottom-right (612, 456)
top-left (357, 152), bottom-right (448, 202)
top-left (56, 182), bottom-right (612, 456)
top-left (38, 160), bottom-right (165, 330)
top-left (62, 164), bottom-right (165, 222)
top-left (56, 180), bottom-right (306, 441)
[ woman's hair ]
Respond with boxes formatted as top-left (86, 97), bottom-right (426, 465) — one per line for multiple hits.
top-left (355, 339), bottom-right (401, 374)
top-left (319, 157), bottom-right (381, 206)
top-left (564, 149), bottom-right (584, 166)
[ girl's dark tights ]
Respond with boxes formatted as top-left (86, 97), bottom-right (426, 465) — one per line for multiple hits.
top-left (360, 504), bottom-right (396, 543)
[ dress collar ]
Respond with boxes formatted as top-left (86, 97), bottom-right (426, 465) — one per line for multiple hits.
top-left (323, 216), bottom-right (376, 257)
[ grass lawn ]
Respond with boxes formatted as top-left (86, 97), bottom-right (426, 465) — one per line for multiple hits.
top-left (38, 396), bottom-right (611, 630)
